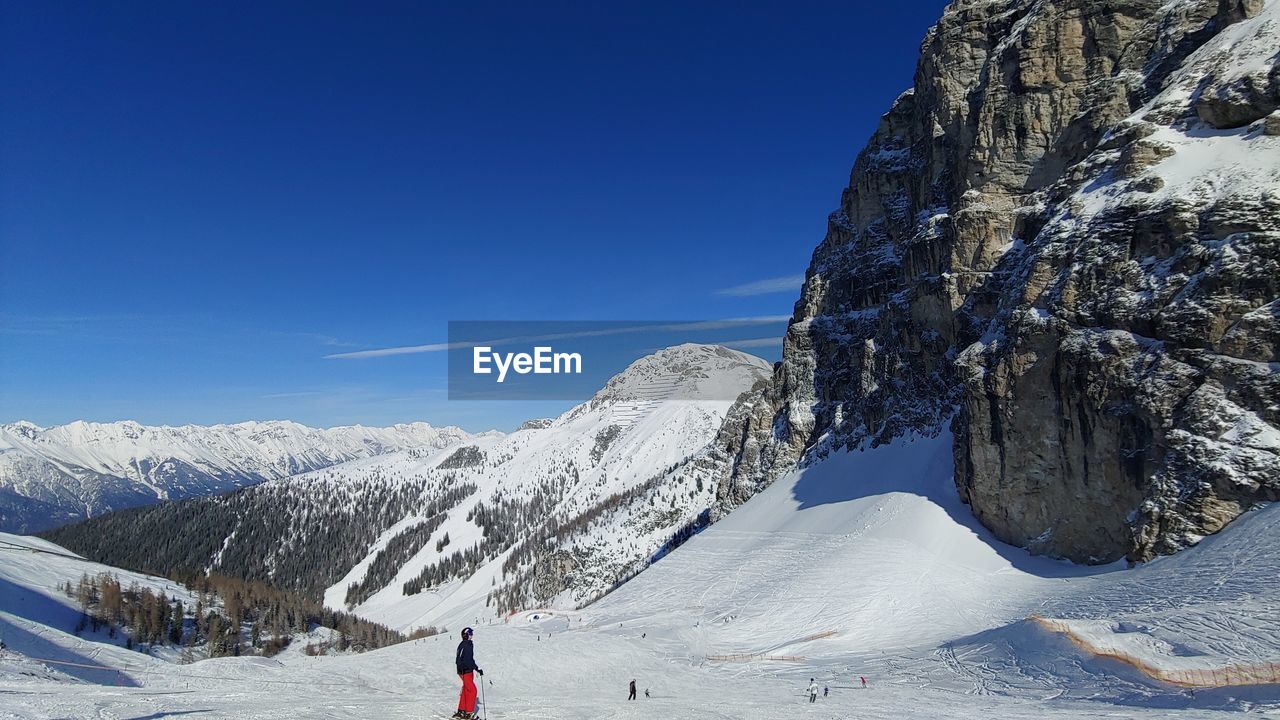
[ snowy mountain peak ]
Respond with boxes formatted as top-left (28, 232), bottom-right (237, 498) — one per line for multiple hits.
top-left (586, 343), bottom-right (772, 409)
top-left (3, 421), bottom-right (44, 440)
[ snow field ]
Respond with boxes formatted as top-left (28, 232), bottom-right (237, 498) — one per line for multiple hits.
top-left (7, 429), bottom-right (1280, 717)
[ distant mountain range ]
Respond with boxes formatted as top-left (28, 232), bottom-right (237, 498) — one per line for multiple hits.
top-left (0, 419), bottom-right (475, 533)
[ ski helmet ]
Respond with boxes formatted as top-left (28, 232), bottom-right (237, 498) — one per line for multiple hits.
top-left (462, 627), bottom-right (474, 638)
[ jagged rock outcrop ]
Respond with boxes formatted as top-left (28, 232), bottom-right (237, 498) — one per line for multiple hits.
top-left (714, 0), bottom-right (1280, 563)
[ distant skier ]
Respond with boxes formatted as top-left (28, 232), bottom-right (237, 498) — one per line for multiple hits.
top-left (860, 676), bottom-right (867, 688)
top-left (823, 686), bottom-right (829, 698)
top-left (629, 679), bottom-right (637, 700)
top-left (645, 688), bottom-right (650, 698)
top-left (453, 627), bottom-right (483, 719)
top-left (807, 678), bottom-right (819, 703)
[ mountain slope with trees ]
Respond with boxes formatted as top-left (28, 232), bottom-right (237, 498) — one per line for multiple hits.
top-left (45, 345), bottom-right (772, 632)
top-left (0, 419), bottom-right (474, 533)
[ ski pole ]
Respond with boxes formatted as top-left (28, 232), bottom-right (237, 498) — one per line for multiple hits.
top-left (480, 675), bottom-right (488, 719)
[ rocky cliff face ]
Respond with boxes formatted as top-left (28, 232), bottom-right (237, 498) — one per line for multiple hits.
top-left (714, 0), bottom-right (1279, 563)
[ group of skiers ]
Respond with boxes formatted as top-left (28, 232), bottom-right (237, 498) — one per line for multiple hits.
top-left (806, 676), bottom-right (868, 703)
top-left (626, 678), bottom-right (651, 700)
top-left (450, 626), bottom-right (865, 718)
top-left (454, 626), bottom-right (655, 718)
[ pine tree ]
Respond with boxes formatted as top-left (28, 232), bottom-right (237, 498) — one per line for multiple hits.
top-left (170, 601), bottom-right (184, 644)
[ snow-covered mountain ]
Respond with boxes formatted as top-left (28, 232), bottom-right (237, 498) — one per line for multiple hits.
top-left (7, 0), bottom-right (1278, 714)
top-left (0, 419), bottom-right (474, 533)
top-left (7, 433), bottom-right (1279, 718)
top-left (712, 0), bottom-right (1280, 565)
top-left (43, 344), bottom-right (773, 630)
top-left (333, 344), bottom-right (773, 630)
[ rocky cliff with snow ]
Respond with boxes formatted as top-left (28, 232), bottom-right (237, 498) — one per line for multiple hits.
top-left (713, 0), bottom-right (1279, 563)
top-left (0, 420), bottom-right (472, 533)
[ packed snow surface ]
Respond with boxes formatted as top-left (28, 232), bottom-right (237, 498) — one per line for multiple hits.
top-left (3, 433), bottom-right (1278, 718)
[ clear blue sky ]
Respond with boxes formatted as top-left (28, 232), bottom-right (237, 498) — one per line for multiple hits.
top-left (0, 1), bottom-right (947, 432)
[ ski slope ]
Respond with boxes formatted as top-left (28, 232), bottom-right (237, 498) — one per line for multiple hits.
top-left (3, 432), bottom-right (1278, 718)
top-left (0, 532), bottom-right (200, 685)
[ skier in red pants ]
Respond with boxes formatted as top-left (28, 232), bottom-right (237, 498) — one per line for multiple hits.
top-left (453, 627), bottom-right (483, 719)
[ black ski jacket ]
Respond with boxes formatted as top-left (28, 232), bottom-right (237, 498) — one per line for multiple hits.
top-left (456, 638), bottom-right (478, 674)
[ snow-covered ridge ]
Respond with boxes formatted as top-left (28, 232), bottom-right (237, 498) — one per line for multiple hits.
top-left (317, 344), bottom-right (773, 630)
top-left (559, 343), bottom-right (770, 423)
top-left (592, 343), bottom-right (769, 401)
top-left (34, 344), bottom-right (773, 633)
top-left (0, 419), bottom-right (477, 533)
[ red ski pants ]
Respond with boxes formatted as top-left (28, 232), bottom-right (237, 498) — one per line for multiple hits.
top-left (458, 672), bottom-right (477, 712)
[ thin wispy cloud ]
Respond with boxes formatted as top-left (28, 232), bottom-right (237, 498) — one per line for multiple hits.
top-left (0, 313), bottom-right (164, 338)
top-left (324, 341), bottom-right (461, 360)
top-left (259, 391), bottom-right (324, 399)
top-left (1, 315), bottom-right (370, 353)
top-left (720, 337), bottom-right (784, 348)
top-left (715, 274), bottom-right (805, 297)
top-left (286, 332), bottom-right (365, 349)
top-left (324, 317), bottom-right (791, 360)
